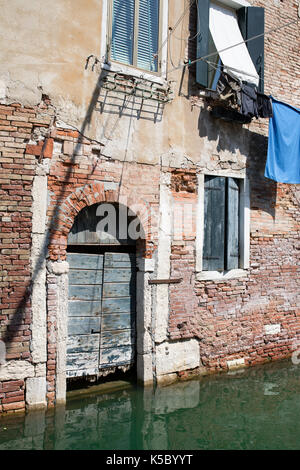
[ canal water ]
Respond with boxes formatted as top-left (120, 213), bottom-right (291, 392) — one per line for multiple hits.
top-left (0, 359), bottom-right (300, 450)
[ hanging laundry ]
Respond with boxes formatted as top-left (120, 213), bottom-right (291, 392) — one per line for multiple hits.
top-left (265, 97), bottom-right (300, 184)
top-left (216, 72), bottom-right (241, 108)
top-left (257, 92), bottom-right (273, 118)
top-left (240, 84), bottom-right (258, 118)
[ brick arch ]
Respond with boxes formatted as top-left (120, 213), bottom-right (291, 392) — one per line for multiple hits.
top-left (48, 182), bottom-right (153, 261)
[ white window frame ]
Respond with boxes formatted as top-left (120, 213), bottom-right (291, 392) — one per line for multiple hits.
top-left (196, 170), bottom-right (250, 281)
top-left (215, 0), bottom-right (251, 9)
top-left (100, 0), bottom-right (169, 85)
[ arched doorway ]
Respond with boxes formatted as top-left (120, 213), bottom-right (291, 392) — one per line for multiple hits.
top-left (65, 203), bottom-right (140, 381)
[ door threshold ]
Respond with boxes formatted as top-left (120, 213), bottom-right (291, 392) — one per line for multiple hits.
top-left (66, 379), bottom-right (134, 401)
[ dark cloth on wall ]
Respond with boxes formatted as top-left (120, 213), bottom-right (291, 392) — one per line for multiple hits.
top-left (215, 72), bottom-right (273, 122)
top-left (240, 84), bottom-right (258, 118)
top-left (257, 92), bottom-right (273, 118)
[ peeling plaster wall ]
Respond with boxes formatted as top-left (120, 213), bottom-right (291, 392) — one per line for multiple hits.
top-left (0, 0), bottom-right (252, 168)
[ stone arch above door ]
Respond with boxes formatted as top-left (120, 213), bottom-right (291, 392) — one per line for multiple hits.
top-left (47, 182), bottom-right (155, 261)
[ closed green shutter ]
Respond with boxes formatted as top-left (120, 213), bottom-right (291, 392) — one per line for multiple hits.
top-left (203, 176), bottom-right (225, 271)
top-left (137, 0), bottom-right (160, 72)
top-left (111, 0), bottom-right (135, 66)
top-left (196, 0), bottom-right (210, 88)
top-left (226, 178), bottom-right (240, 270)
top-left (238, 7), bottom-right (265, 93)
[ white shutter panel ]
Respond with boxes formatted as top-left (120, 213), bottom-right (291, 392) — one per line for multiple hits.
top-left (111, 0), bottom-right (135, 65)
top-left (137, 0), bottom-right (160, 72)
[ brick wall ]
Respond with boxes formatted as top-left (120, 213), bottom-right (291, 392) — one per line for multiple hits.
top-left (0, 104), bottom-right (36, 367)
top-left (167, 0), bottom-right (300, 371)
top-left (0, 101), bottom-right (54, 412)
top-left (0, 380), bottom-right (25, 413)
top-left (46, 128), bottom-right (160, 262)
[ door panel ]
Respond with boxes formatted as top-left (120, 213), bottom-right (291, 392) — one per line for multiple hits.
top-left (67, 253), bottom-right (104, 270)
top-left (67, 253), bottom-right (104, 377)
top-left (99, 252), bottom-right (136, 368)
top-left (101, 346), bottom-right (135, 366)
top-left (69, 285), bottom-right (102, 301)
top-left (101, 313), bottom-right (133, 330)
top-left (68, 317), bottom-right (101, 336)
top-left (68, 269), bottom-right (103, 285)
top-left (102, 298), bottom-right (132, 314)
top-left (67, 251), bottom-right (136, 377)
top-left (68, 301), bottom-right (102, 317)
top-left (67, 334), bottom-right (100, 354)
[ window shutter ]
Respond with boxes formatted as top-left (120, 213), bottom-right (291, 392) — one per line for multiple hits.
top-left (237, 7), bottom-right (265, 93)
top-left (137, 0), bottom-right (160, 72)
top-left (196, 0), bottom-right (209, 87)
top-left (203, 176), bottom-right (225, 271)
top-left (111, 0), bottom-right (135, 66)
top-left (226, 178), bottom-right (240, 271)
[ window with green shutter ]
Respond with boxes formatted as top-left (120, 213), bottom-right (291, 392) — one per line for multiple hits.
top-left (196, 1), bottom-right (264, 91)
top-left (109, 0), bottom-right (161, 73)
top-left (203, 175), bottom-right (240, 272)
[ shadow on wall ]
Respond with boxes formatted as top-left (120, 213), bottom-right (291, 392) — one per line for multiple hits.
top-left (1, 62), bottom-right (150, 380)
top-left (85, 58), bottom-right (168, 123)
top-left (196, 99), bottom-right (277, 220)
top-left (183, 0), bottom-right (277, 220)
top-left (0, 67), bottom-right (106, 357)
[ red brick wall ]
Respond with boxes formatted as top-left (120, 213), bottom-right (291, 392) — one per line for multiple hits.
top-left (168, 177), bottom-right (299, 372)
top-left (0, 380), bottom-right (25, 413)
top-left (0, 104), bottom-right (37, 367)
top-left (46, 128), bottom-right (160, 262)
top-left (0, 101), bottom-right (54, 412)
top-left (166, 0), bottom-right (300, 373)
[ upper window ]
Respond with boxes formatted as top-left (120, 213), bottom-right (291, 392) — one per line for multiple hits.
top-left (196, 0), bottom-right (264, 92)
top-left (108, 0), bottom-right (161, 73)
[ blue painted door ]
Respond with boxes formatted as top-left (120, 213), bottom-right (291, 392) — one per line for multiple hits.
top-left (67, 252), bottom-right (136, 378)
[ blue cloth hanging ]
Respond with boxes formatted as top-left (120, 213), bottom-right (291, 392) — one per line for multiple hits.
top-left (264, 97), bottom-right (300, 184)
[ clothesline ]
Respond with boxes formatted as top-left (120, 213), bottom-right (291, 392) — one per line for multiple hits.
top-left (205, 59), bottom-right (264, 84)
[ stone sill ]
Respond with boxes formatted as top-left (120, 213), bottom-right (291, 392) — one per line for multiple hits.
top-left (101, 62), bottom-right (167, 87)
top-left (196, 269), bottom-right (249, 281)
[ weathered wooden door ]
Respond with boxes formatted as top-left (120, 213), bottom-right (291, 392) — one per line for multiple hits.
top-left (66, 252), bottom-right (136, 378)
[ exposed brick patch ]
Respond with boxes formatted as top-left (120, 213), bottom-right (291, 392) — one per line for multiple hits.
top-left (0, 380), bottom-right (25, 413)
top-left (171, 170), bottom-right (197, 193)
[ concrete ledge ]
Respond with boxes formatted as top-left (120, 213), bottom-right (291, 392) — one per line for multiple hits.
top-left (156, 339), bottom-right (200, 376)
top-left (26, 403), bottom-right (47, 411)
top-left (26, 377), bottom-right (47, 409)
top-left (66, 380), bottom-right (133, 401)
top-left (156, 373), bottom-right (178, 387)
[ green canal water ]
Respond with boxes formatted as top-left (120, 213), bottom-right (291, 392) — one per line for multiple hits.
top-left (1, 359), bottom-right (300, 450)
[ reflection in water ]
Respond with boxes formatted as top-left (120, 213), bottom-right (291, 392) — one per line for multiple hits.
top-left (1, 360), bottom-right (300, 450)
